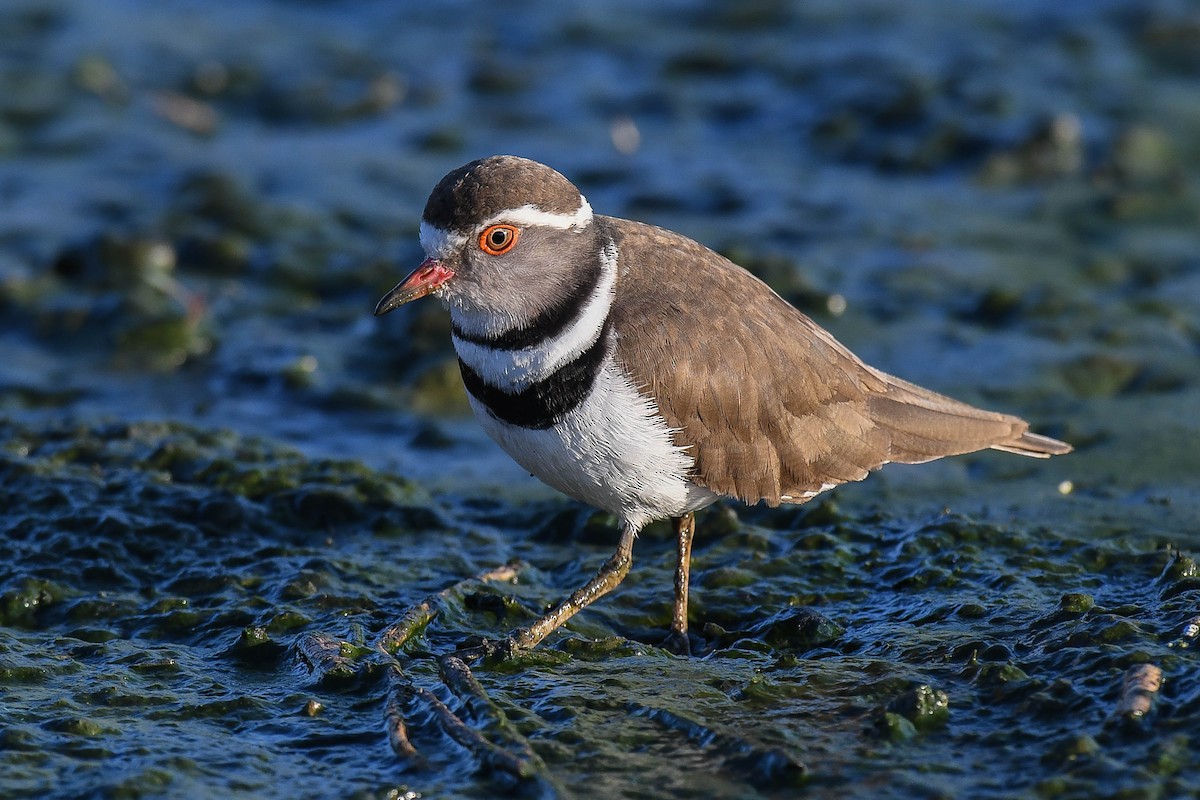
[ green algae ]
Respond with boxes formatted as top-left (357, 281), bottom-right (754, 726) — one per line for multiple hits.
top-left (1, 416), bottom-right (1195, 798)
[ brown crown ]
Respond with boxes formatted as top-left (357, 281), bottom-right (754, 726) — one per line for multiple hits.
top-left (422, 156), bottom-right (584, 231)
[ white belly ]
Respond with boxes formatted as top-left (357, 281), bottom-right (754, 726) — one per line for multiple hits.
top-left (467, 362), bottom-right (718, 531)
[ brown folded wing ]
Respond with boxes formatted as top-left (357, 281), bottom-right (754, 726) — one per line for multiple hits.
top-left (604, 217), bottom-right (1069, 507)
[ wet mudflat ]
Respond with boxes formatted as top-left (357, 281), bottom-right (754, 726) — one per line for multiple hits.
top-left (1, 1), bottom-right (1198, 797)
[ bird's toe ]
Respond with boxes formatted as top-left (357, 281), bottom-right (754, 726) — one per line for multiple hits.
top-left (660, 630), bottom-right (693, 657)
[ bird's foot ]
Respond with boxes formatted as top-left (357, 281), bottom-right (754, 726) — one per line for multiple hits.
top-left (456, 634), bottom-right (524, 664)
top-left (660, 629), bottom-right (692, 657)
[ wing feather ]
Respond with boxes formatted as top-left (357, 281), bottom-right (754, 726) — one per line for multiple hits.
top-left (605, 217), bottom-right (1070, 506)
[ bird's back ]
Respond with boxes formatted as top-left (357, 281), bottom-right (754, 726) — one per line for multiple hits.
top-left (604, 216), bottom-right (1069, 506)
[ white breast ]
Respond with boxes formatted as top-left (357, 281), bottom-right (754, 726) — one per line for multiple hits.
top-left (466, 360), bottom-right (718, 531)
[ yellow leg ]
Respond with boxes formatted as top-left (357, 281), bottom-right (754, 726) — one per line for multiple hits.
top-left (663, 512), bottom-right (696, 655)
top-left (508, 524), bottom-right (637, 651)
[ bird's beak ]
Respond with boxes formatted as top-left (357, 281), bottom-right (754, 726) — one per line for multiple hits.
top-left (373, 259), bottom-right (456, 316)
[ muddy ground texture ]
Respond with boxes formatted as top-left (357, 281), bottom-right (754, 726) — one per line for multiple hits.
top-left (1, 1), bottom-right (1199, 798)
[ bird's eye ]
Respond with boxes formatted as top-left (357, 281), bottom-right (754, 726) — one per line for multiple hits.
top-left (479, 224), bottom-right (519, 255)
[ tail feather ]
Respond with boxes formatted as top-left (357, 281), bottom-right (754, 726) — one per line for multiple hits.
top-left (991, 431), bottom-right (1073, 458)
top-left (867, 371), bottom-right (1071, 463)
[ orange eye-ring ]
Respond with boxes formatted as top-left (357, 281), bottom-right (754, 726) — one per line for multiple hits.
top-left (479, 224), bottom-right (520, 255)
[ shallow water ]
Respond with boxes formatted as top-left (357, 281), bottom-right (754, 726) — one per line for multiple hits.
top-left (1, 1), bottom-right (1199, 797)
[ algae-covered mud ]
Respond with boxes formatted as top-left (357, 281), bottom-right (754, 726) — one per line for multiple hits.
top-left (2, 1), bottom-right (1199, 798)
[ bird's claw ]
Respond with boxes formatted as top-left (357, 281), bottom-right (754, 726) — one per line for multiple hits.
top-left (660, 630), bottom-right (692, 657)
top-left (456, 635), bottom-right (524, 664)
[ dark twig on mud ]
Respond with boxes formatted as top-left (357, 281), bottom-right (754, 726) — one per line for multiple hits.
top-left (376, 562), bottom-right (521, 654)
top-left (377, 601), bottom-right (438, 655)
top-left (417, 683), bottom-right (541, 780)
top-left (374, 561), bottom-right (548, 784)
top-left (384, 662), bottom-right (424, 763)
top-left (383, 655), bottom-right (545, 782)
top-left (294, 630), bottom-right (356, 682)
top-left (630, 702), bottom-right (806, 786)
top-left (439, 654), bottom-right (544, 768)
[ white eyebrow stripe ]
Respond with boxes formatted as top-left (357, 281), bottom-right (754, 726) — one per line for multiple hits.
top-left (420, 197), bottom-right (594, 259)
top-left (420, 195), bottom-right (597, 257)
top-left (479, 197), bottom-right (593, 231)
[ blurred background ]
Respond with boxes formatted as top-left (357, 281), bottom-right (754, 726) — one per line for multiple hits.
top-left (1, 1), bottom-right (1198, 798)
top-left (2, 0), bottom-right (1197, 499)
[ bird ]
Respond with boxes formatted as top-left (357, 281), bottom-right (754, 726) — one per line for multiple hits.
top-left (374, 155), bottom-right (1071, 656)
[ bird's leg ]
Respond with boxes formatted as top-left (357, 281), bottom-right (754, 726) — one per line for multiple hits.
top-left (505, 523), bottom-right (637, 653)
top-left (661, 512), bottom-right (696, 655)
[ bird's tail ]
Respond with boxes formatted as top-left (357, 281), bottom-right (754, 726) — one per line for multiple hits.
top-left (867, 371), bottom-right (1072, 464)
top-left (990, 431), bottom-right (1073, 458)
